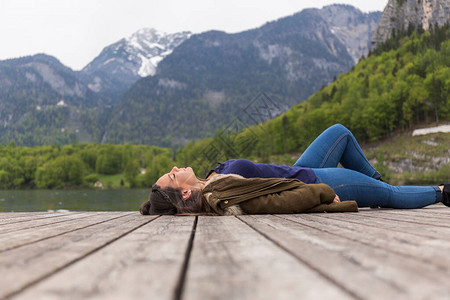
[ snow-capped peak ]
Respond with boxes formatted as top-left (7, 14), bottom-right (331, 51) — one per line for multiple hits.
top-left (83, 28), bottom-right (191, 78)
top-left (124, 28), bottom-right (191, 76)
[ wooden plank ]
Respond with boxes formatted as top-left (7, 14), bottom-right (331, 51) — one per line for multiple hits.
top-left (239, 214), bottom-right (450, 300)
top-left (281, 214), bottom-right (450, 269)
top-left (361, 205), bottom-right (449, 215)
top-left (0, 211), bottom-right (80, 225)
top-left (7, 215), bottom-right (193, 300)
top-left (0, 212), bottom-right (134, 252)
top-left (1, 212), bottom-right (155, 299)
top-left (183, 216), bottom-right (353, 300)
top-left (320, 211), bottom-right (450, 239)
top-left (0, 212), bottom-right (100, 234)
top-left (421, 205), bottom-right (450, 215)
top-left (405, 205), bottom-right (450, 212)
top-left (359, 206), bottom-right (450, 225)
top-left (0, 212), bottom-right (59, 218)
top-left (0, 211), bottom-right (64, 216)
top-left (360, 205), bottom-right (449, 214)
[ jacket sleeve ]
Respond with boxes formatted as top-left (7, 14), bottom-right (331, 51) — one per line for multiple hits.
top-left (238, 183), bottom-right (336, 214)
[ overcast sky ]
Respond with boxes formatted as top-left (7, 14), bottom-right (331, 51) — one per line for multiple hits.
top-left (0, 0), bottom-right (387, 70)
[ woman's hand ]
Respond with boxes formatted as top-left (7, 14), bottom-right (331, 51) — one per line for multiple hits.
top-left (333, 194), bottom-right (340, 203)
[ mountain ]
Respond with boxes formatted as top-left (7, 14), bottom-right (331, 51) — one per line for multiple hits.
top-left (103, 5), bottom-right (381, 147)
top-left (372, 0), bottom-right (450, 48)
top-left (0, 54), bottom-right (108, 145)
top-left (80, 28), bottom-right (191, 100)
top-left (0, 4), bottom-right (381, 147)
top-left (0, 29), bottom-right (192, 146)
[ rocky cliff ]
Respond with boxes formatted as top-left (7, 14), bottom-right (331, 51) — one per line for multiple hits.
top-left (372, 0), bottom-right (450, 48)
top-left (320, 5), bottom-right (380, 63)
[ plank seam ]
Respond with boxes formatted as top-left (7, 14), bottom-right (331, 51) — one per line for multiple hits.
top-left (174, 216), bottom-right (198, 300)
top-left (2, 215), bottom-right (160, 300)
top-left (0, 212), bottom-right (136, 253)
top-left (236, 215), bottom-right (362, 300)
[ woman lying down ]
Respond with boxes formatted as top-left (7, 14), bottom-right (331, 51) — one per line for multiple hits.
top-left (140, 124), bottom-right (449, 215)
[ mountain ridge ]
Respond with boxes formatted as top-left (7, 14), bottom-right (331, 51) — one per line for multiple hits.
top-left (79, 28), bottom-right (191, 99)
top-left (0, 4), bottom-right (381, 147)
top-left (103, 5), bottom-right (380, 147)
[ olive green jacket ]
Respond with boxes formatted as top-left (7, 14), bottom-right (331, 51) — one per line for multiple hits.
top-left (202, 174), bottom-right (358, 215)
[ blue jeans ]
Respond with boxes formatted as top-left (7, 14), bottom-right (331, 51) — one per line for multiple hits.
top-left (293, 124), bottom-right (442, 208)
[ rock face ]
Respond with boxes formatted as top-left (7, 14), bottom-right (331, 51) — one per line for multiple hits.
top-left (320, 5), bottom-right (380, 63)
top-left (372, 0), bottom-right (450, 48)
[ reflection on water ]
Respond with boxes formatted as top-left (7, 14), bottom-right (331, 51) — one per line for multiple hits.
top-left (0, 189), bottom-right (150, 212)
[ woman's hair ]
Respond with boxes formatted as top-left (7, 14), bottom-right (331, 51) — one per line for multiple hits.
top-left (140, 184), bottom-right (216, 215)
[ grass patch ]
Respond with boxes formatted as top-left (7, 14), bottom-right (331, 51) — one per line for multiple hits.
top-left (363, 130), bottom-right (450, 185)
top-left (96, 173), bottom-right (128, 189)
top-left (364, 132), bottom-right (450, 161)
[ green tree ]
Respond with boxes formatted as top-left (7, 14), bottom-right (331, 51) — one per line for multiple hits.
top-left (424, 67), bottom-right (449, 123)
top-left (35, 155), bottom-right (84, 188)
top-left (124, 159), bottom-right (140, 188)
top-left (95, 146), bottom-right (123, 175)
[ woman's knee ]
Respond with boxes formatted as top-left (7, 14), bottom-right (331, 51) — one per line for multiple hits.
top-left (329, 123), bottom-right (350, 134)
top-left (321, 124), bottom-right (352, 142)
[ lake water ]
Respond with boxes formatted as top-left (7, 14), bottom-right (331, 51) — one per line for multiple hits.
top-left (0, 189), bottom-right (150, 212)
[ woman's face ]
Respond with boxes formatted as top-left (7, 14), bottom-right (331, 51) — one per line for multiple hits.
top-left (155, 166), bottom-right (198, 191)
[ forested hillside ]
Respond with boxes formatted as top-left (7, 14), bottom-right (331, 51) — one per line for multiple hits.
top-left (0, 54), bottom-right (110, 146)
top-left (177, 25), bottom-right (450, 176)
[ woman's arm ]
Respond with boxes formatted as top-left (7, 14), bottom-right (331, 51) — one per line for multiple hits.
top-left (238, 183), bottom-right (336, 214)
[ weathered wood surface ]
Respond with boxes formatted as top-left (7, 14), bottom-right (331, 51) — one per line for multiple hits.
top-left (1, 206), bottom-right (449, 300)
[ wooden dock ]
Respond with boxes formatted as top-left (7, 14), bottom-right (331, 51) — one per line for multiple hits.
top-left (1, 206), bottom-right (449, 300)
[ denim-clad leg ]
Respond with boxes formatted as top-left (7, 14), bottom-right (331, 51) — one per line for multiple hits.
top-left (313, 168), bottom-right (441, 208)
top-left (293, 124), bottom-right (380, 179)
top-left (293, 123), bottom-right (442, 208)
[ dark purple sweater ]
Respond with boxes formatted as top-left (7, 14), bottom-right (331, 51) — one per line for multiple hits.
top-left (209, 159), bottom-right (317, 184)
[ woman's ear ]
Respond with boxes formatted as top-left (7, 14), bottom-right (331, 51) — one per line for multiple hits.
top-left (182, 189), bottom-right (192, 201)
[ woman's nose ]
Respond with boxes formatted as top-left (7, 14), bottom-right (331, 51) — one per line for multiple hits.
top-left (171, 166), bottom-right (179, 173)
